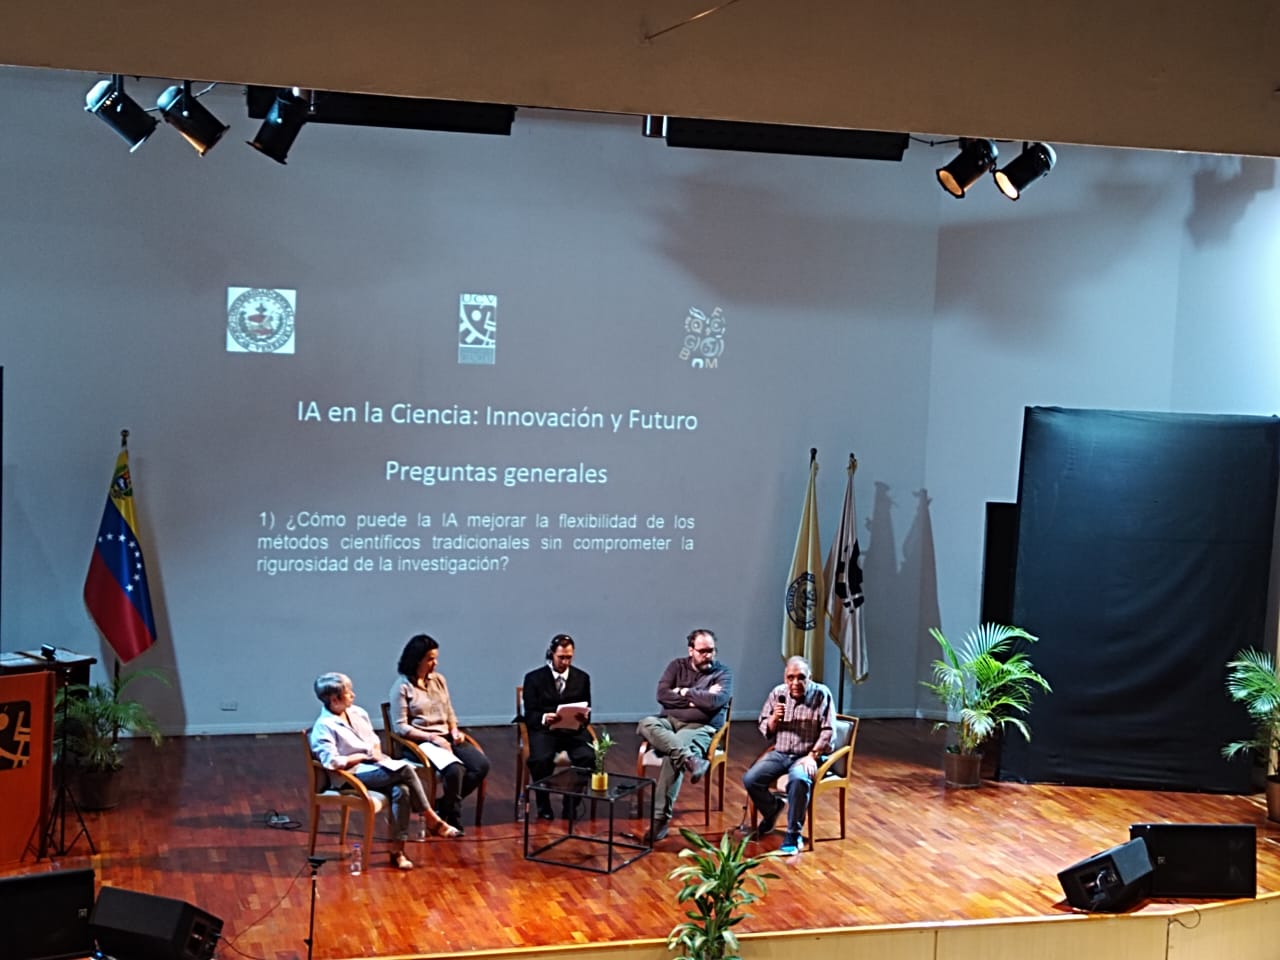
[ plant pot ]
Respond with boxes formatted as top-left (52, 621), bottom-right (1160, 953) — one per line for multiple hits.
top-left (943, 751), bottom-right (982, 789)
top-left (76, 766), bottom-right (122, 810)
top-left (590, 772), bottom-right (609, 791)
top-left (1266, 776), bottom-right (1280, 822)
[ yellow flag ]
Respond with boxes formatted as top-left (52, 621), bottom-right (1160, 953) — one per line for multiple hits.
top-left (782, 455), bottom-right (825, 677)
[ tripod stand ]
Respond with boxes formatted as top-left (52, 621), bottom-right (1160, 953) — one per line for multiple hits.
top-left (42, 660), bottom-right (96, 858)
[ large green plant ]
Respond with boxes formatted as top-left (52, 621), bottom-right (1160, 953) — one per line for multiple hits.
top-left (920, 623), bottom-right (1050, 756)
top-left (1222, 648), bottom-right (1280, 777)
top-left (667, 828), bottom-right (779, 960)
top-left (55, 668), bottom-right (168, 772)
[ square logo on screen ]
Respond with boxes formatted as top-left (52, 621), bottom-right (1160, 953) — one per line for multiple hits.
top-left (679, 306), bottom-right (725, 369)
top-left (227, 287), bottom-right (297, 355)
top-left (0, 700), bottom-right (32, 770)
top-left (458, 293), bottom-right (496, 365)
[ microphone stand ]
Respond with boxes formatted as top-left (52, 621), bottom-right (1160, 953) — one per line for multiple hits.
top-left (43, 660), bottom-right (96, 858)
top-left (304, 856), bottom-right (326, 960)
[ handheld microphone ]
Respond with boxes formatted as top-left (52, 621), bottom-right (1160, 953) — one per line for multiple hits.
top-left (776, 685), bottom-right (793, 723)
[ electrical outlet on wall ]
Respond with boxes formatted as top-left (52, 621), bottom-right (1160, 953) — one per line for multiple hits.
top-left (219, 699), bottom-right (238, 711)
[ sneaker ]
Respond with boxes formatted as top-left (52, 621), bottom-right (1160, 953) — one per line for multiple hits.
top-left (685, 754), bottom-right (711, 783)
top-left (755, 796), bottom-right (785, 837)
top-left (779, 835), bottom-right (805, 856)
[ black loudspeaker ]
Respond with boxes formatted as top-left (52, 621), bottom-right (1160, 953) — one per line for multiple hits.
top-left (0, 867), bottom-right (96, 960)
top-left (980, 501), bottom-right (1017, 625)
top-left (1058, 837), bottom-right (1153, 912)
top-left (90, 886), bottom-right (223, 960)
top-left (1129, 823), bottom-right (1256, 898)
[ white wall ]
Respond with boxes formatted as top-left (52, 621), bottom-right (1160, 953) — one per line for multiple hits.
top-left (1, 68), bottom-right (1277, 734)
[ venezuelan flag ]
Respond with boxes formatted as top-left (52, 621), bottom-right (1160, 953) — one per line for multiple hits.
top-left (84, 445), bottom-right (156, 663)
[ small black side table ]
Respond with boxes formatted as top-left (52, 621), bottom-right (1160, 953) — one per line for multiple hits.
top-left (524, 767), bottom-right (655, 873)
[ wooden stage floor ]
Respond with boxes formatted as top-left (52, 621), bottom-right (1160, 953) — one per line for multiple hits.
top-left (6, 719), bottom-right (1279, 959)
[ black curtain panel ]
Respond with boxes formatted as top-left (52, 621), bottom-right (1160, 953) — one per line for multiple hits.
top-left (998, 407), bottom-right (1279, 792)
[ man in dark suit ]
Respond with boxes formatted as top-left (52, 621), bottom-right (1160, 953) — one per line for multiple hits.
top-left (522, 633), bottom-right (594, 820)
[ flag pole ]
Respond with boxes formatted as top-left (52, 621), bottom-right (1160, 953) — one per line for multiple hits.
top-left (112, 658), bottom-right (121, 749)
top-left (115, 427), bottom-right (128, 736)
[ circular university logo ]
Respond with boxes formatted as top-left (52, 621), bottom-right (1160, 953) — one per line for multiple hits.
top-left (228, 288), bottom-right (295, 353)
top-left (786, 572), bottom-right (818, 629)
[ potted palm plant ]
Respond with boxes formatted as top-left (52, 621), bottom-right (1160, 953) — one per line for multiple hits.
top-left (667, 828), bottom-right (780, 960)
top-left (1222, 648), bottom-right (1280, 821)
top-left (921, 623), bottom-right (1051, 788)
top-left (589, 728), bottom-right (615, 791)
top-left (55, 667), bottom-right (168, 809)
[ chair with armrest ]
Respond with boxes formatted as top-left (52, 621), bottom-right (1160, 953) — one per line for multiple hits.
top-left (301, 730), bottom-right (384, 874)
top-left (513, 685), bottom-right (597, 819)
top-left (749, 713), bottom-right (859, 847)
top-left (380, 701), bottom-right (487, 827)
top-left (635, 699), bottom-right (732, 824)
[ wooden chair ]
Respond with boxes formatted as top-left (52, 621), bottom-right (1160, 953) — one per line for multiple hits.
top-left (636, 700), bottom-right (733, 824)
top-left (301, 730), bottom-right (385, 874)
top-left (749, 713), bottom-right (859, 847)
top-left (379, 702), bottom-right (487, 826)
top-left (513, 685), bottom-right (597, 819)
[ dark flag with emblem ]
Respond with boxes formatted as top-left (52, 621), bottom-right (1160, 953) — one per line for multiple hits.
top-left (782, 451), bottom-right (825, 677)
top-left (84, 436), bottom-right (157, 663)
top-left (825, 454), bottom-right (868, 683)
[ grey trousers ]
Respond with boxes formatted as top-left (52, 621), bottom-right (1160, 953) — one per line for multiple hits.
top-left (636, 716), bottom-right (715, 820)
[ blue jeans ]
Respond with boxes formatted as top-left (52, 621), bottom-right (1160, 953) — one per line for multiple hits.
top-left (743, 750), bottom-right (813, 840)
top-left (353, 763), bottom-right (429, 842)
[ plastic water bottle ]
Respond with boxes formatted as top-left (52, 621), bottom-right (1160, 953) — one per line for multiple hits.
top-left (416, 817), bottom-right (428, 842)
top-left (349, 842), bottom-right (362, 876)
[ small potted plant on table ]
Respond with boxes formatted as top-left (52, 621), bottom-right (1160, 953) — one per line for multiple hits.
top-left (590, 728), bottom-right (614, 791)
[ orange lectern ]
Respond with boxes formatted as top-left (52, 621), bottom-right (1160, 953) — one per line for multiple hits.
top-left (0, 664), bottom-right (55, 865)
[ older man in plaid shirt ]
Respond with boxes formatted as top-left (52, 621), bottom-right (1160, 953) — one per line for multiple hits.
top-left (744, 655), bottom-right (835, 854)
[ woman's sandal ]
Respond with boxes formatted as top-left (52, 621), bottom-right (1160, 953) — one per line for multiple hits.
top-left (433, 821), bottom-right (462, 839)
top-left (390, 851), bottom-right (414, 870)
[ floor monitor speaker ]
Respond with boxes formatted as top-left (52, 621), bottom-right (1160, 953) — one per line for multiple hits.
top-left (1129, 822), bottom-right (1256, 898)
top-left (90, 886), bottom-right (222, 960)
top-left (0, 867), bottom-right (96, 960)
top-left (1057, 837), bottom-right (1152, 912)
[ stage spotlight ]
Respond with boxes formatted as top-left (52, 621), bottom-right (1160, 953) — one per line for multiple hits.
top-left (994, 142), bottom-right (1056, 200)
top-left (157, 81), bottom-right (229, 156)
top-left (936, 138), bottom-right (998, 198)
top-left (84, 75), bottom-right (158, 152)
top-left (247, 89), bottom-right (309, 164)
